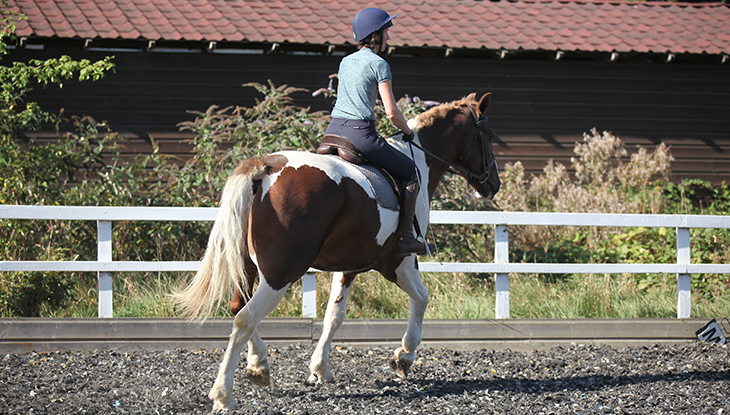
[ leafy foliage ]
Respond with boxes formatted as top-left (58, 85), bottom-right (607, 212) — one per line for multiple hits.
top-left (0, 7), bottom-right (118, 316)
top-left (179, 80), bottom-right (329, 157)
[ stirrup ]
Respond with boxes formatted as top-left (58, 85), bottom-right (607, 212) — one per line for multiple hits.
top-left (397, 237), bottom-right (432, 257)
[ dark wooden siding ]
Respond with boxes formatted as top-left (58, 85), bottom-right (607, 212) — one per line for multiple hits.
top-left (10, 50), bottom-right (343, 133)
top-left (8, 48), bottom-right (730, 183)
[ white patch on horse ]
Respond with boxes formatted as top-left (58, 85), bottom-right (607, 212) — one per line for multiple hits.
top-left (260, 151), bottom-right (396, 247)
top-left (249, 250), bottom-right (259, 270)
top-left (406, 117), bottom-right (419, 132)
top-left (259, 151), bottom-right (361, 196)
top-left (376, 208), bottom-right (398, 246)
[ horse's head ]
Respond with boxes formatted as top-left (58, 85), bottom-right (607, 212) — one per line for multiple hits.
top-left (457, 92), bottom-right (500, 199)
top-left (414, 92), bottom-right (501, 199)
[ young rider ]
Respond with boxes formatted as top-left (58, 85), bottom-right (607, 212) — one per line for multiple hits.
top-left (324, 8), bottom-right (429, 256)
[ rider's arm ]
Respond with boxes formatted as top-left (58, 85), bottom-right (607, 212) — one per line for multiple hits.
top-left (378, 80), bottom-right (413, 136)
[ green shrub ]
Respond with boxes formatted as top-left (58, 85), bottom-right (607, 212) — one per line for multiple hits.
top-left (666, 181), bottom-right (730, 297)
top-left (0, 7), bottom-right (118, 316)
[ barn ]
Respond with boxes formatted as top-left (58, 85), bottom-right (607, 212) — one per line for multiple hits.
top-left (4, 0), bottom-right (730, 183)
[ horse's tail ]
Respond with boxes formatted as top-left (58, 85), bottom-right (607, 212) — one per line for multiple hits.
top-left (173, 158), bottom-right (268, 320)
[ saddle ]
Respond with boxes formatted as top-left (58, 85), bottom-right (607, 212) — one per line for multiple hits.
top-left (316, 134), bottom-right (368, 165)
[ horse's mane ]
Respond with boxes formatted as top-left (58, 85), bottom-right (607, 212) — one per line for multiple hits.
top-left (415, 95), bottom-right (477, 134)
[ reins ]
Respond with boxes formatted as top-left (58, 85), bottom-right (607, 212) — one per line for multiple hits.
top-left (406, 105), bottom-right (496, 184)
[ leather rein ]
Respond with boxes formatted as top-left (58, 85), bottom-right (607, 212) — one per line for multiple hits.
top-left (406, 105), bottom-right (496, 184)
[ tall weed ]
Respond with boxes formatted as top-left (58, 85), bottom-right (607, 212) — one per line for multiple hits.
top-left (495, 128), bottom-right (728, 301)
top-left (495, 129), bottom-right (672, 254)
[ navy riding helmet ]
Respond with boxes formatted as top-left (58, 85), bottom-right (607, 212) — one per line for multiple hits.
top-left (352, 8), bottom-right (397, 42)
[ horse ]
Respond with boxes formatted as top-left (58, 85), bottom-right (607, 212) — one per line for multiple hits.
top-left (173, 92), bottom-right (501, 411)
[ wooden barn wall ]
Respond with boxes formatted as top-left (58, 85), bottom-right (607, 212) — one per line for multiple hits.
top-left (8, 48), bottom-right (730, 184)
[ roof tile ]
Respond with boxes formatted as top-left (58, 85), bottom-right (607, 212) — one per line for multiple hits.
top-left (3, 0), bottom-right (728, 55)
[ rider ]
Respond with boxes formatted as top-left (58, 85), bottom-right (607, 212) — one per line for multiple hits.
top-left (324, 8), bottom-right (429, 257)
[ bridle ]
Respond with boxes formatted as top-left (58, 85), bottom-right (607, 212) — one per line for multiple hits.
top-left (406, 105), bottom-right (496, 184)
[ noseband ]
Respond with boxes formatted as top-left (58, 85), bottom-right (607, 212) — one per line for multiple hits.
top-left (407, 105), bottom-right (496, 185)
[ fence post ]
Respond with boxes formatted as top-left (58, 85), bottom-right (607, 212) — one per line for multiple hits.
top-left (97, 220), bottom-right (113, 318)
top-left (676, 227), bottom-right (691, 318)
top-left (302, 272), bottom-right (317, 318)
top-left (494, 224), bottom-right (510, 319)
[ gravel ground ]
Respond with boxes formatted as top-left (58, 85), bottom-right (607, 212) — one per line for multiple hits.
top-left (1, 342), bottom-right (728, 414)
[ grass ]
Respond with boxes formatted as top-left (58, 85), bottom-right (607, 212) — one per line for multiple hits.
top-left (37, 271), bottom-right (730, 320)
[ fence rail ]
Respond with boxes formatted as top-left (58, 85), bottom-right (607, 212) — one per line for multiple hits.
top-left (2, 205), bottom-right (730, 319)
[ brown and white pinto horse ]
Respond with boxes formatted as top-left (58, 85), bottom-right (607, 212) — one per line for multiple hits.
top-left (174, 92), bottom-right (500, 411)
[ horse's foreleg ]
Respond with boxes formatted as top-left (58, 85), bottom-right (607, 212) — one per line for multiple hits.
top-left (308, 271), bottom-right (354, 383)
top-left (390, 262), bottom-right (429, 378)
top-left (209, 280), bottom-right (289, 412)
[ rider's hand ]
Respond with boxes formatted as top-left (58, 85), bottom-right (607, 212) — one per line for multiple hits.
top-left (402, 131), bottom-right (414, 142)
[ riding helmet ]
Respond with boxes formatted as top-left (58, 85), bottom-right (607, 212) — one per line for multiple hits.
top-left (352, 8), bottom-right (397, 42)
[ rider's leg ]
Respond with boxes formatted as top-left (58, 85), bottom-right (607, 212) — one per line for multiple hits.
top-left (350, 129), bottom-right (430, 255)
top-left (395, 173), bottom-right (429, 256)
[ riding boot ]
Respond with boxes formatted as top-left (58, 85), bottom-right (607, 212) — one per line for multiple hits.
top-left (396, 175), bottom-right (429, 256)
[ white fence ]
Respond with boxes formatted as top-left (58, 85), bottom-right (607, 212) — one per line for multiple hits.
top-left (1, 205), bottom-right (729, 319)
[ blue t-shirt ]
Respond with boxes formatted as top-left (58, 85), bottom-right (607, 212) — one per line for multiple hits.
top-left (331, 48), bottom-right (392, 121)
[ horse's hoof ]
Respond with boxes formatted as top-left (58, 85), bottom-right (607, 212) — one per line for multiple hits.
top-left (307, 372), bottom-right (334, 384)
top-left (389, 357), bottom-right (411, 378)
top-left (246, 366), bottom-right (271, 387)
top-left (208, 382), bottom-right (230, 401)
top-left (211, 397), bottom-right (236, 412)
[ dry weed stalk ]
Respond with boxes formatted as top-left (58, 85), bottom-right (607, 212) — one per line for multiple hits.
top-left (495, 129), bottom-right (673, 252)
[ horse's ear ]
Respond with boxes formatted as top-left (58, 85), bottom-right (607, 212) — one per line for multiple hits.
top-left (465, 92), bottom-right (477, 101)
top-left (478, 92), bottom-right (492, 113)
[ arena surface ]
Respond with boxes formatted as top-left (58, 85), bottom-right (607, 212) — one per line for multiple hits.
top-left (1, 342), bottom-right (728, 414)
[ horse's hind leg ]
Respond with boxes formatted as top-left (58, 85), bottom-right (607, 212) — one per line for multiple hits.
top-left (209, 279), bottom-right (290, 411)
top-left (245, 330), bottom-right (270, 386)
top-left (228, 276), bottom-right (270, 386)
top-left (389, 261), bottom-right (429, 378)
top-left (308, 271), bottom-right (356, 383)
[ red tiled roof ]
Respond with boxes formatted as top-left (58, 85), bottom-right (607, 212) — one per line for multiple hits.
top-left (6, 0), bottom-right (730, 55)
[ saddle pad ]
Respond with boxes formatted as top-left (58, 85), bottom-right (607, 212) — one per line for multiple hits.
top-left (325, 155), bottom-right (399, 211)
